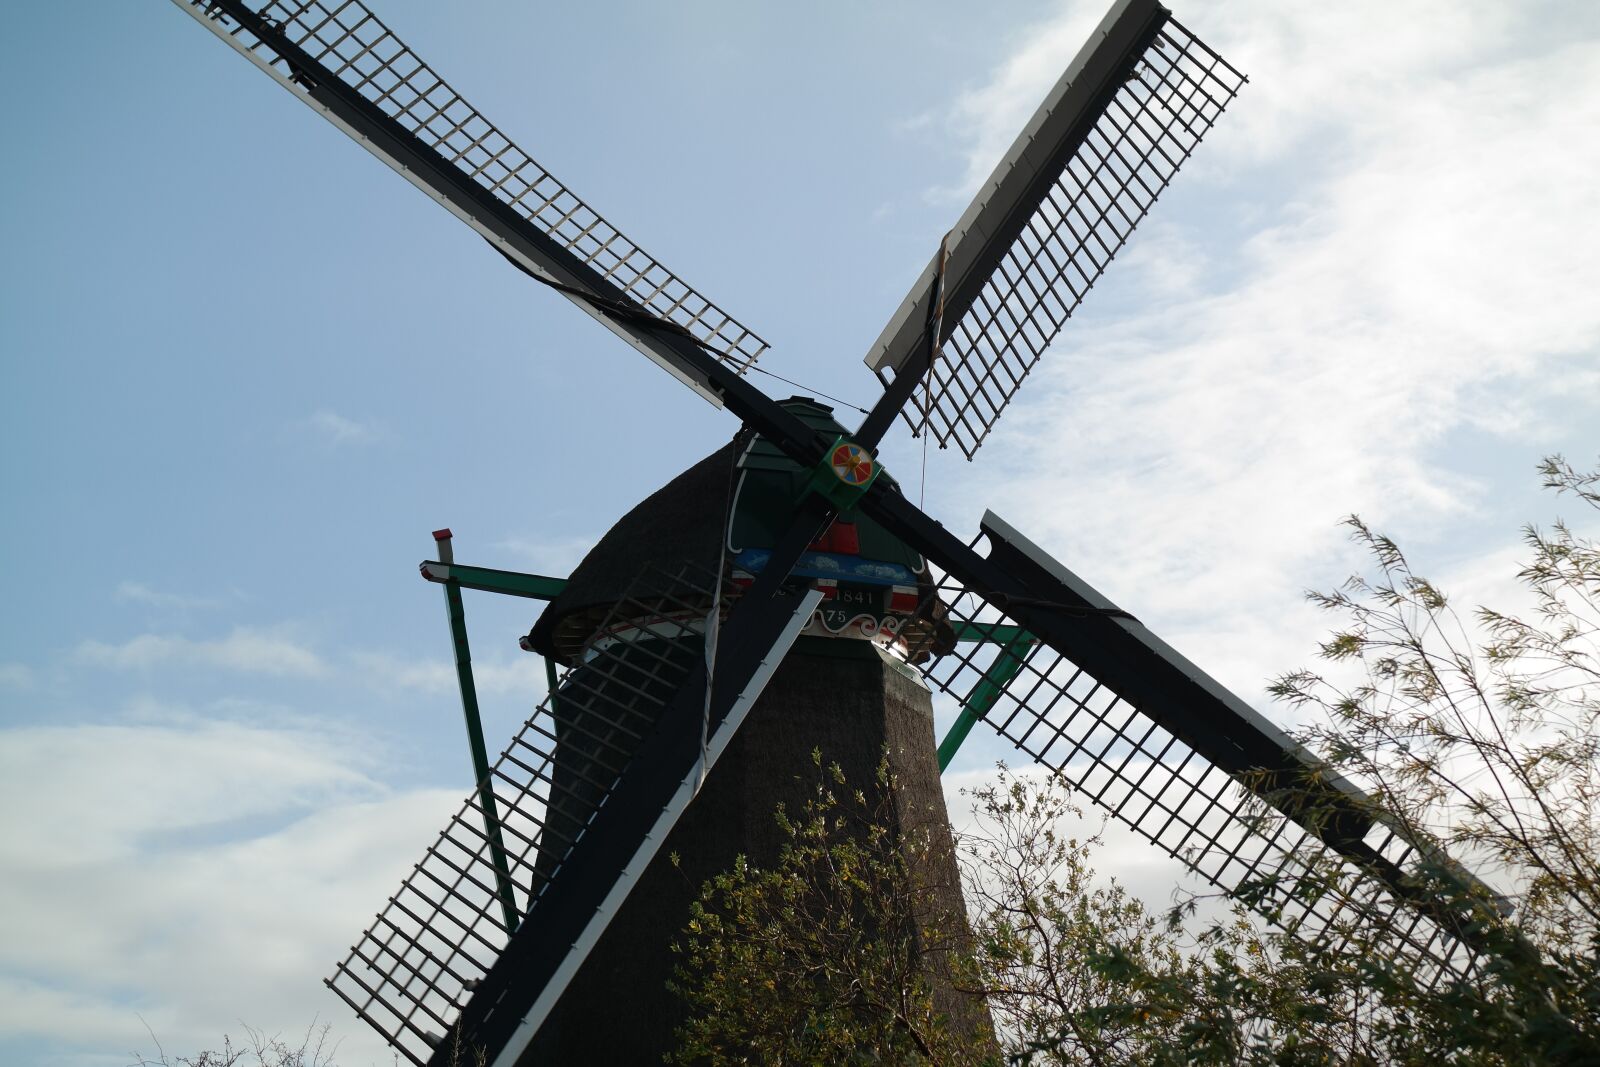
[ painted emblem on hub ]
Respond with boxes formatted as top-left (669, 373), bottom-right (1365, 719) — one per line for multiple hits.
top-left (830, 441), bottom-right (875, 486)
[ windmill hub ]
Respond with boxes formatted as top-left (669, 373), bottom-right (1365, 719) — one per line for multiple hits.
top-left (830, 440), bottom-right (876, 485)
top-left (807, 435), bottom-right (881, 511)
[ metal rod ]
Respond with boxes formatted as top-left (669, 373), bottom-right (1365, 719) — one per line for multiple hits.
top-left (433, 529), bottom-right (520, 934)
top-left (544, 655), bottom-right (560, 719)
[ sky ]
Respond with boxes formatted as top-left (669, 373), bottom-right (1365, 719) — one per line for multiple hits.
top-left (3, 1), bottom-right (1598, 1064)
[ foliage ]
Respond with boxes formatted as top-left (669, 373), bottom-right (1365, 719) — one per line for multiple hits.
top-left (956, 774), bottom-right (1409, 1065)
top-left (669, 457), bottom-right (1600, 1065)
top-left (956, 772), bottom-right (1241, 1065)
top-left (1248, 453), bottom-right (1600, 1063)
top-left (667, 750), bottom-right (995, 1065)
top-left (129, 1021), bottom-right (488, 1067)
top-left (130, 1023), bottom-right (341, 1067)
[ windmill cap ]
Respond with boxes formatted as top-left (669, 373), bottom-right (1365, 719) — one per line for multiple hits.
top-left (526, 399), bottom-right (851, 662)
top-left (523, 396), bottom-right (931, 665)
top-left (525, 443), bottom-right (735, 663)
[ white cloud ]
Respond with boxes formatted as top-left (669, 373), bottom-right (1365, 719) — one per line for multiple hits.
top-left (488, 534), bottom-right (595, 577)
top-left (348, 649), bottom-right (457, 694)
top-left (918, 0), bottom-right (1600, 714)
top-left (68, 624), bottom-right (551, 697)
top-left (0, 713), bottom-right (456, 1067)
top-left (930, 1), bottom-right (1106, 203)
top-left (0, 716), bottom-right (378, 867)
top-left (115, 581), bottom-right (223, 611)
top-left (305, 409), bottom-right (383, 447)
top-left (349, 649), bottom-right (549, 698)
top-left (0, 975), bottom-right (136, 1051)
top-left (76, 627), bottom-right (326, 678)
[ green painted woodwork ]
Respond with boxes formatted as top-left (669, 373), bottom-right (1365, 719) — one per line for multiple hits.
top-left (439, 576), bottom-right (521, 933)
top-left (423, 561), bottom-right (568, 600)
top-left (545, 655), bottom-right (561, 718)
top-left (937, 630), bottom-right (1036, 772)
top-left (804, 435), bottom-right (881, 513)
top-left (951, 622), bottom-right (1028, 645)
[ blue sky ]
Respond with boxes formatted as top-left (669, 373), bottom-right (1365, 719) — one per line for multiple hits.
top-left (3, 2), bottom-right (1598, 1064)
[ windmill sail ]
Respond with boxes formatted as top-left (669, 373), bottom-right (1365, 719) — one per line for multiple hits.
top-left (896, 511), bottom-right (1487, 987)
top-left (327, 559), bottom-right (820, 1065)
top-left (865, 0), bottom-right (1245, 458)
top-left (171, 0), bottom-right (770, 402)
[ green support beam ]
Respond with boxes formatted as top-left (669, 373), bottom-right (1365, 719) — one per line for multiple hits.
top-left (431, 533), bottom-right (521, 933)
top-left (421, 561), bottom-right (569, 600)
top-left (937, 629), bottom-right (1037, 772)
top-left (951, 621), bottom-right (1028, 646)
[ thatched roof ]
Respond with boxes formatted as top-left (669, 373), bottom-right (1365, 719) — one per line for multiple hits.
top-left (525, 440), bottom-right (738, 664)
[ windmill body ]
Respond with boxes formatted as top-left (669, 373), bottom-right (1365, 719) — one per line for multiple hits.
top-left (161, 2), bottom-right (1503, 1064)
top-left (521, 399), bottom-right (982, 1060)
top-left (532, 644), bottom-right (977, 1060)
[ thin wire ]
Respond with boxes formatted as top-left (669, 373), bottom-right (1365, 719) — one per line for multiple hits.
top-left (921, 234), bottom-right (951, 510)
top-left (744, 364), bottom-right (870, 415)
top-left (696, 437), bottom-right (741, 796)
top-left (920, 421), bottom-right (928, 509)
top-left (981, 591), bottom-right (1138, 622)
top-left (490, 238), bottom-right (872, 415)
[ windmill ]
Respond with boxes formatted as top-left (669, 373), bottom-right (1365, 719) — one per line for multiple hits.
top-left (165, 1), bottom-right (1504, 1064)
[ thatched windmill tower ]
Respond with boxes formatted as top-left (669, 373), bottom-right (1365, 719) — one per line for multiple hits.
top-left (519, 398), bottom-right (983, 1061)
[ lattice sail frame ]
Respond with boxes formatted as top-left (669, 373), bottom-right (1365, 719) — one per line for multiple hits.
top-left (327, 562), bottom-right (722, 1065)
top-left (877, 16), bottom-right (1246, 459)
top-left (901, 533), bottom-right (1483, 989)
top-left (180, 0), bottom-right (768, 373)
